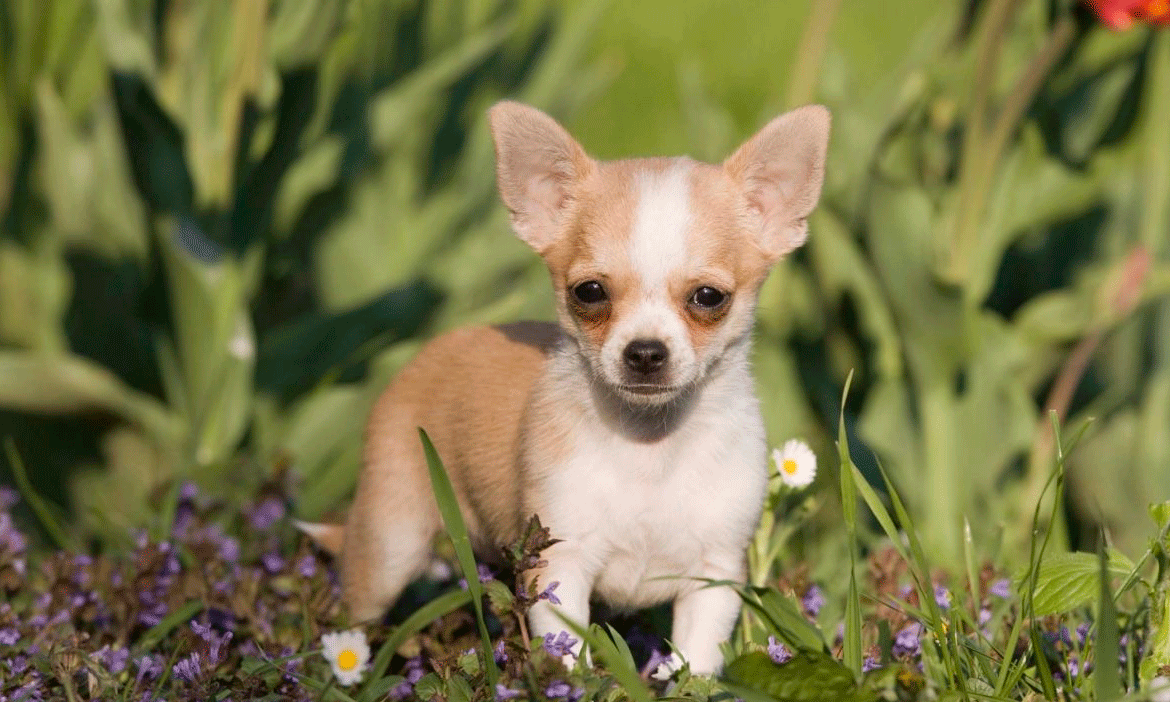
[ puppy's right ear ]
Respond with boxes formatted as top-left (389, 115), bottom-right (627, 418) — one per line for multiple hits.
top-left (489, 101), bottom-right (594, 253)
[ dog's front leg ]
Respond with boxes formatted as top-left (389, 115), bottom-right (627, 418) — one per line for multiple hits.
top-left (527, 543), bottom-right (595, 667)
top-left (666, 558), bottom-right (745, 677)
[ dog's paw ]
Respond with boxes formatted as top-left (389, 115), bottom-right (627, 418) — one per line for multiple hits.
top-left (650, 653), bottom-right (684, 681)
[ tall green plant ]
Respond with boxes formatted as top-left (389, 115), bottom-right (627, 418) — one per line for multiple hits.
top-left (677, 1), bottom-right (1170, 565)
top-left (0, 0), bottom-right (609, 535)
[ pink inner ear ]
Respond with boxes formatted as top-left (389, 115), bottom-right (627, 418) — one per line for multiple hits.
top-left (525, 173), bottom-right (569, 223)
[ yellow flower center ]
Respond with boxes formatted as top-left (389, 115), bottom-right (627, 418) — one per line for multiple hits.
top-left (337, 649), bottom-right (358, 671)
top-left (782, 459), bottom-right (798, 475)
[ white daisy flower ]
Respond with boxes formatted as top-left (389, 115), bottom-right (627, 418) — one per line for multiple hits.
top-left (321, 629), bottom-right (370, 685)
top-left (772, 439), bottom-right (817, 489)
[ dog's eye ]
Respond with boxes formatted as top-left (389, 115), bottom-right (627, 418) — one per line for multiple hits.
top-left (572, 280), bottom-right (608, 304)
top-left (689, 286), bottom-right (727, 309)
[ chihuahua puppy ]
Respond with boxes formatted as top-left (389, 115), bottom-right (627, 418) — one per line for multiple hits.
top-left (301, 101), bottom-right (829, 676)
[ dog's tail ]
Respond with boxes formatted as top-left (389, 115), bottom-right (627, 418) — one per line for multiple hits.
top-left (295, 520), bottom-right (345, 556)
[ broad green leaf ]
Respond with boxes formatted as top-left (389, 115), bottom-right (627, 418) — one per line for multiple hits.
top-left (723, 651), bottom-right (866, 702)
top-left (368, 16), bottom-right (514, 151)
top-left (1023, 550), bottom-right (1133, 617)
top-left (736, 585), bottom-right (827, 654)
top-left (158, 218), bottom-right (256, 466)
top-left (0, 350), bottom-right (179, 443)
top-left (271, 135), bottom-right (345, 235)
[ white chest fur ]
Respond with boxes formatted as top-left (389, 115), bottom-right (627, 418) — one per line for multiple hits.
top-left (528, 346), bottom-right (768, 610)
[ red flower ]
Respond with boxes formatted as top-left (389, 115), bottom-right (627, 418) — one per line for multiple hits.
top-left (1088, 0), bottom-right (1170, 28)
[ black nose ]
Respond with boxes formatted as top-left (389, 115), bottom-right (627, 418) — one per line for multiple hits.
top-left (623, 339), bottom-right (669, 375)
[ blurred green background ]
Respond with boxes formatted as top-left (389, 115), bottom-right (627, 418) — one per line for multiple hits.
top-left (2, 0), bottom-right (1168, 575)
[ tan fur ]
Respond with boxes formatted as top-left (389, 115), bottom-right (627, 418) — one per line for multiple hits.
top-left (340, 322), bottom-right (563, 620)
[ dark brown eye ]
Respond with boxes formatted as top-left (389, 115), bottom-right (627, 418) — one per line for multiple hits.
top-left (690, 286), bottom-right (727, 309)
top-left (572, 280), bottom-right (608, 304)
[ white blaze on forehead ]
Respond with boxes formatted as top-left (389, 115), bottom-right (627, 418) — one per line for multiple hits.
top-left (629, 161), bottom-right (693, 289)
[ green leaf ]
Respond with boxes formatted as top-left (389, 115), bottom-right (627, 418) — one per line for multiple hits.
top-left (733, 584), bottom-right (827, 653)
top-left (1024, 550), bottom-right (1134, 617)
top-left (358, 588), bottom-right (474, 702)
top-left (554, 619), bottom-right (652, 702)
top-left (1096, 544), bottom-right (1122, 702)
top-left (418, 429), bottom-right (499, 687)
top-left (135, 599), bottom-right (204, 654)
top-left (723, 651), bottom-right (865, 702)
top-left (0, 350), bottom-right (180, 443)
top-left (368, 16), bottom-right (515, 151)
top-left (158, 218), bottom-right (256, 466)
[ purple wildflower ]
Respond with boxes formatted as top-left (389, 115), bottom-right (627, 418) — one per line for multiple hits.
top-left (892, 623), bottom-right (922, 658)
top-left (538, 581), bottom-right (562, 605)
top-left (862, 656), bottom-right (882, 672)
top-left (296, 553), bottom-right (317, 578)
top-left (95, 645), bottom-right (130, 674)
top-left (179, 481), bottom-right (200, 502)
top-left (72, 554), bottom-right (93, 587)
top-left (1076, 622), bottom-right (1090, 645)
top-left (12, 681), bottom-right (44, 702)
top-left (218, 535), bottom-right (241, 563)
top-left (172, 652), bottom-right (203, 682)
top-left (545, 681), bottom-right (572, 699)
top-left (135, 654), bottom-right (164, 685)
top-left (0, 513), bottom-right (27, 554)
top-left (802, 584), bottom-right (825, 618)
top-left (459, 563), bottom-right (494, 588)
top-left (989, 578), bottom-right (1011, 598)
top-left (934, 585), bottom-right (951, 610)
top-left (0, 486), bottom-right (18, 510)
top-left (248, 497), bottom-right (286, 531)
top-left (543, 631), bottom-right (579, 658)
top-left (261, 551), bottom-right (285, 574)
top-left (642, 649), bottom-right (672, 677)
top-left (389, 657), bottom-right (425, 699)
top-left (767, 636), bottom-right (793, 664)
top-left (405, 657), bottom-right (425, 684)
top-left (494, 639), bottom-right (508, 664)
top-left (496, 683), bottom-right (524, 700)
top-left (0, 627), bottom-right (18, 645)
top-left (191, 618), bottom-right (233, 664)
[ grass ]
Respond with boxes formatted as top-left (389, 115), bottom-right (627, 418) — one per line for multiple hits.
top-left (1, 418), bottom-right (1167, 702)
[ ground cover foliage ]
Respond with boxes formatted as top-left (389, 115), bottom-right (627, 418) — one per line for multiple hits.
top-left (2, 0), bottom-right (1170, 699)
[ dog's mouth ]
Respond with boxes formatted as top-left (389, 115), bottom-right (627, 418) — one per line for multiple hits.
top-left (616, 383), bottom-right (681, 401)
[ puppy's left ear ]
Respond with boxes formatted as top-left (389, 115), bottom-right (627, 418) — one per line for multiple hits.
top-left (724, 105), bottom-right (830, 261)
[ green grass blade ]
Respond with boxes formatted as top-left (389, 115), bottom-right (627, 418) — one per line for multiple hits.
top-left (850, 462), bottom-right (909, 563)
top-left (838, 370), bottom-right (858, 536)
top-left (836, 370), bottom-right (862, 673)
top-left (358, 588), bottom-right (474, 702)
top-left (844, 567), bottom-right (862, 674)
top-left (418, 428), bottom-right (499, 687)
top-left (1095, 540), bottom-right (1121, 702)
top-left (136, 599), bottom-right (204, 653)
top-left (964, 516), bottom-right (980, 627)
top-left (4, 437), bottom-right (74, 551)
top-left (555, 616), bottom-right (652, 702)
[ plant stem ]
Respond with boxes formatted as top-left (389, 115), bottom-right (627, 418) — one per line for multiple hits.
top-left (947, 10), bottom-right (1076, 292)
top-left (785, 0), bottom-right (842, 109)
